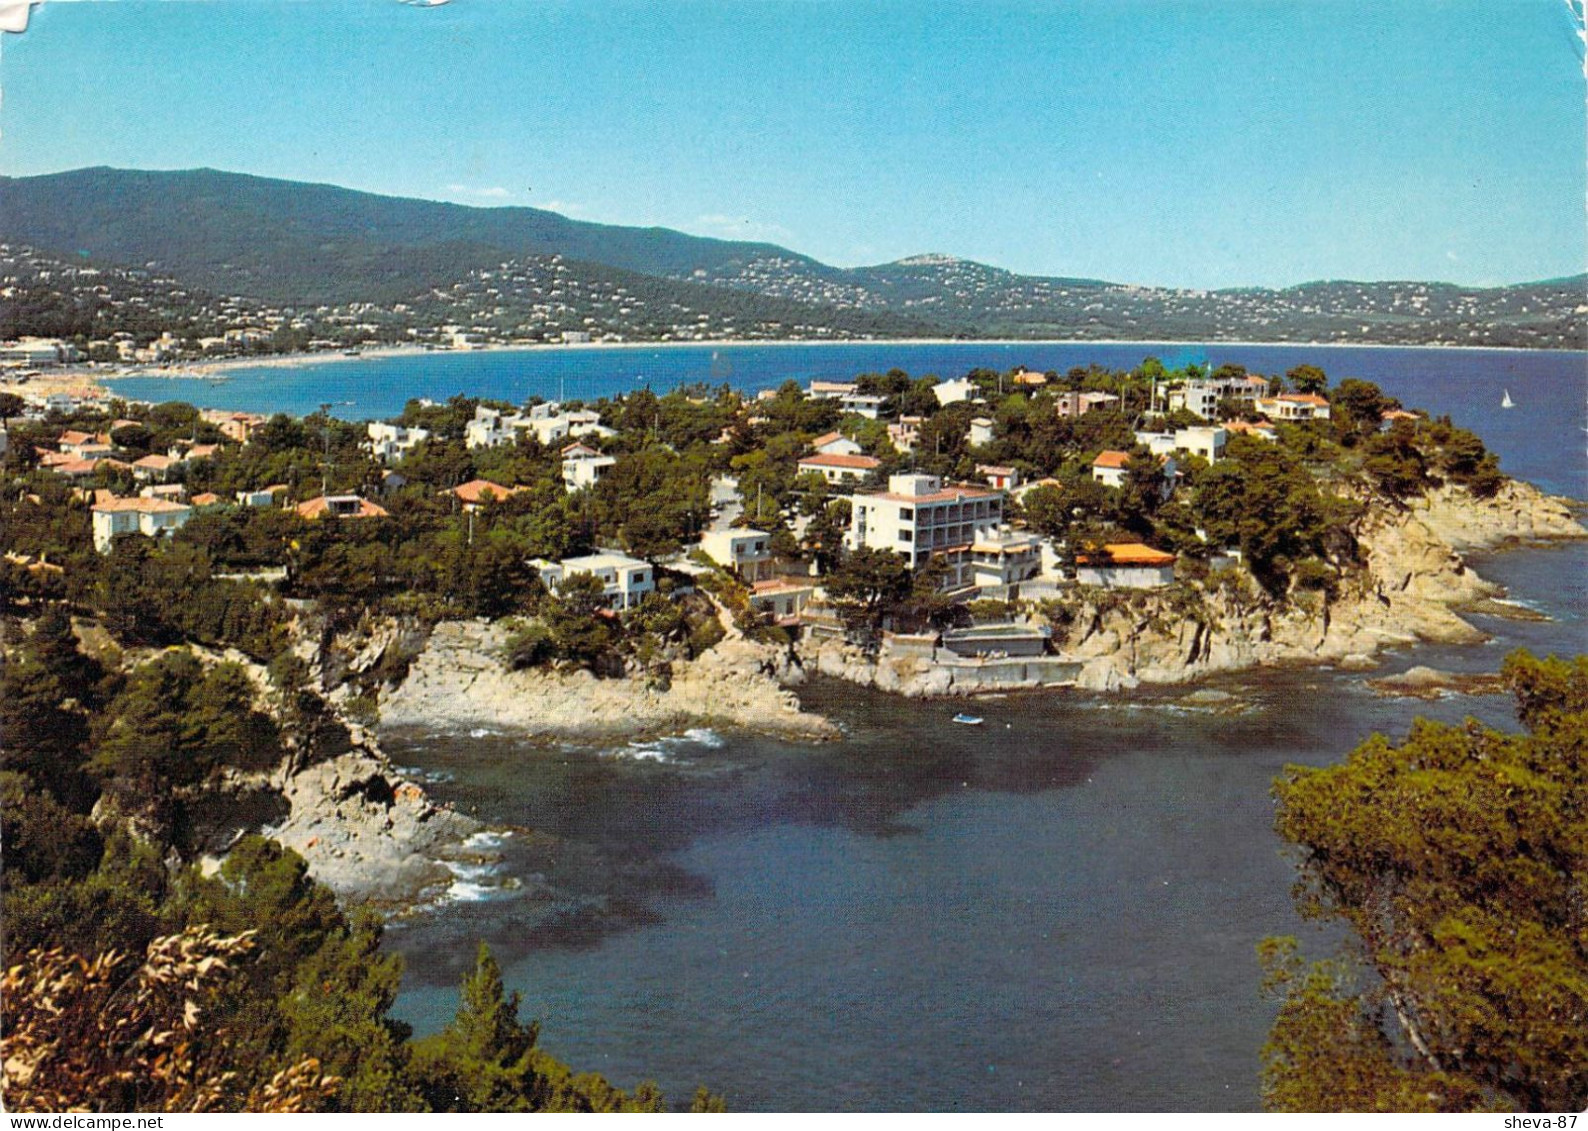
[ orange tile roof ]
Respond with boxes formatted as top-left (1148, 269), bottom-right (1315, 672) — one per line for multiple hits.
top-left (1078, 542), bottom-right (1176, 567)
top-left (295, 495), bottom-right (389, 519)
top-left (451, 479), bottom-right (524, 504)
top-left (1092, 449), bottom-right (1132, 469)
top-left (190, 492), bottom-right (223, 506)
top-left (1279, 393), bottom-right (1330, 406)
top-left (92, 497), bottom-right (190, 515)
top-left (798, 453), bottom-right (881, 470)
top-left (133, 454), bottom-right (178, 470)
top-left (809, 430), bottom-right (844, 447)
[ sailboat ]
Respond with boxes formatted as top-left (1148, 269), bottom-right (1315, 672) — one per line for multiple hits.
top-left (1501, 389), bottom-right (1515, 409)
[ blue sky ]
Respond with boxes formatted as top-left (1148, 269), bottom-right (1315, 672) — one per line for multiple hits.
top-left (2, 0), bottom-right (1584, 288)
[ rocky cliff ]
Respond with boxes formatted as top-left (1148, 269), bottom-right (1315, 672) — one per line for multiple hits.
top-left (379, 619), bottom-right (839, 741)
top-left (802, 481), bottom-right (1584, 695)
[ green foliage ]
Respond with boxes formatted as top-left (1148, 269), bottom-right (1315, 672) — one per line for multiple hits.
top-left (1261, 650), bottom-right (1588, 1112)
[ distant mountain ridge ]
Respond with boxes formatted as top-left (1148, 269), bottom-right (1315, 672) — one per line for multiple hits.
top-left (1, 167), bottom-right (1582, 348)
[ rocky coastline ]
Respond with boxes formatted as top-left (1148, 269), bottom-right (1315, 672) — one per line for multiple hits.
top-left (254, 477), bottom-right (1576, 908)
top-left (798, 480), bottom-right (1585, 695)
top-left (379, 620), bottom-right (838, 742)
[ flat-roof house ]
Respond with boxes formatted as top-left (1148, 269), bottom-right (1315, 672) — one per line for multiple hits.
top-left (839, 392), bottom-right (889, 420)
top-left (91, 497), bottom-right (192, 554)
top-left (295, 495), bottom-right (389, 520)
top-left (366, 422), bottom-right (431, 463)
top-left (807, 380), bottom-right (858, 401)
top-left (699, 528), bottom-right (776, 583)
top-left (536, 551), bottom-right (655, 611)
top-left (1132, 427), bottom-right (1227, 463)
top-left (977, 464), bottom-right (1021, 491)
top-left (1075, 542), bottom-right (1177, 589)
top-left (969, 417), bottom-right (995, 447)
top-left (797, 452), bottom-right (882, 485)
top-left (1054, 391), bottom-right (1120, 418)
top-left (932, 377), bottom-right (980, 406)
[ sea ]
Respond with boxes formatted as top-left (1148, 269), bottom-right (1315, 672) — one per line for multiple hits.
top-left (121, 342), bottom-right (1588, 1110)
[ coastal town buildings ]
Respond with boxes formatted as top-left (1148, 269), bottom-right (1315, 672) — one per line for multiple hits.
top-left (1132, 426), bottom-right (1228, 463)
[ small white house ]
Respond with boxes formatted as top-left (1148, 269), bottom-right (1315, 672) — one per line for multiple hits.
top-left (932, 377), bottom-right (980, 406)
top-left (365, 422), bottom-right (431, 463)
top-left (699, 528), bottom-right (775, 582)
top-left (809, 431), bottom-right (862, 457)
top-left (968, 417), bottom-right (995, 447)
top-left (561, 446), bottom-right (616, 492)
top-left (538, 551), bottom-right (656, 610)
top-left (91, 497), bottom-right (192, 554)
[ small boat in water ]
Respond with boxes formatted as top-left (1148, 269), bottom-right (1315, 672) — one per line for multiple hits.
top-left (951, 713), bottom-right (984, 726)
top-left (1501, 389), bottom-right (1515, 409)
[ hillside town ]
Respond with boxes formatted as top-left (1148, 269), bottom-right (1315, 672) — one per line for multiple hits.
top-left (4, 354), bottom-right (1511, 693)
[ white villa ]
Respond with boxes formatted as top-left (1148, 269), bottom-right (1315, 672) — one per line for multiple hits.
top-left (932, 377), bottom-right (980, 406)
top-left (91, 497), bottom-right (192, 554)
top-left (365, 422), bottom-right (431, 463)
top-left (532, 551), bottom-right (656, 610)
top-left (699, 528), bottom-right (776, 582)
top-left (797, 452), bottom-right (882, 485)
top-left (1132, 426), bottom-right (1227, 463)
top-left (465, 403), bottom-right (614, 449)
top-left (561, 444), bottom-right (616, 492)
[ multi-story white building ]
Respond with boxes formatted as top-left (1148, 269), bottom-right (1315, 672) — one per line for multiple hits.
top-left (808, 380), bottom-right (858, 401)
top-left (91, 497), bottom-right (193, 554)
top-left (466, 403), bottom-right (614, 449)
top-left (845, 473), bottom-right (1036, 591)
top-left (561, 444), bottom-right (616, 492)
top-left (532, 551), bottom-right (656, 610)
top-left (699, 528), bottom-right (776, 583)
top-left (1166, 375), bottom-right (1267, 420)
top-left (365, 422), bottom-right (431, 463)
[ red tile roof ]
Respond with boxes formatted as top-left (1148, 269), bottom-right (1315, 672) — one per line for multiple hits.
top-left (1092, 449), bottom-right (1132, 469)
top-left (1078, 542), bottom-right (1175, 567)
top-left (798, 453), bottom-right (881, 471)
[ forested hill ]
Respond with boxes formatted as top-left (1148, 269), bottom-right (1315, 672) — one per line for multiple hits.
top-left (2, 167), bottom-right (1582, 348)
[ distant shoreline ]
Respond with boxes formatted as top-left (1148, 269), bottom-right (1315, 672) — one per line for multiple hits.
top-left (88, 335), bottom-right (1588, 384)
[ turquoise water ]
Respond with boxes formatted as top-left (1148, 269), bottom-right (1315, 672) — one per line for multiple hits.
top-left (111, 342), bottom-right (1586, 497)
top-left (363, 344), bottom-right (1587, 1111)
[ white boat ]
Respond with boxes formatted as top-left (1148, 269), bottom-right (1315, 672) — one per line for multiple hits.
top-left (1501, 389), bottom-right (1515, 409)
top-left (951, 713), bottom-right (984, 726)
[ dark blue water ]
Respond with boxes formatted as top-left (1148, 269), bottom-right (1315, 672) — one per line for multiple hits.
top-left (382, 533), bottom-right (1588, 1111)
top-left (110, 342), bottom-right (1587, 498)
top-left (171, 340), bottom-right (1572, 1108)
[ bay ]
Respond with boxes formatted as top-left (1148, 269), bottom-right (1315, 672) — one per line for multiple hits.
top-left (358, 343), bottom-right (1588, 1111)
top-left (109, 341), bottom-right (1588, 497)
